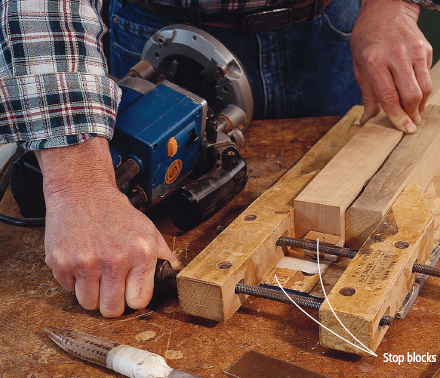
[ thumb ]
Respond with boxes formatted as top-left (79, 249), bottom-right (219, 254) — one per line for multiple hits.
top-left (385, 110), bottom-right (417, 135)
top-left (155, 230), bottom-right (185, 270)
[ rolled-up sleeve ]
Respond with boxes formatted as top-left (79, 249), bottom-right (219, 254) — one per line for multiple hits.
top-left (404, 0), bottom-right (440, 11)
top-left (0, 0), bottom-right (122, 150)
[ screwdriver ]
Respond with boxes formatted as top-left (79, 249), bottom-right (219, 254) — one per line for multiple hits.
top-left (45, 327), bottom-right (200, 378)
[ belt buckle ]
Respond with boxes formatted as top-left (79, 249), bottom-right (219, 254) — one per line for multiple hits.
top-left (242, 8), bottom-right (293, 33)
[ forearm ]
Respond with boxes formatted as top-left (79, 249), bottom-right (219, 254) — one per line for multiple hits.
top-left (35, 137), bottom-right (117, 207)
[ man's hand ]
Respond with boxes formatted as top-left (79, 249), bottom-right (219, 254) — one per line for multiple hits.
top-left (35, 137), bottom-right (183, 318)
top-left (351, 0), bottom-right (433, 133)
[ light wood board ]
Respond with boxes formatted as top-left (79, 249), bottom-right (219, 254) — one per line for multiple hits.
top-left (345, 104), bottom-right (440, 248)
top-left (295, 60), bottom-right (440, 244)
top-left (344, 60), bottom-right (440, 248)
top-left (293, 112), bottom-right (403, 240)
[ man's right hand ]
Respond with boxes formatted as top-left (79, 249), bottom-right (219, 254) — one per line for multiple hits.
top-left (35, 137), bottom-right (183, 318)
top-left (351, 0), bottom-right (433, 134)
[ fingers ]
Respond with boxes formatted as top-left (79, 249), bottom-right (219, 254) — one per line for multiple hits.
top-left (99, 271), bottom-right (128, 318)
top-left (125, 258), bottom-right (155, 311)
top-left (356, 64), bottom-right (428, 134)
top-left (124, 232), bottom-right (183, 311)
top-left (371, 66), bottom-right (431, 134)
top-left (355, 72), bottom-right (381, 126)
top-left (392, 68), bottom-right (422, 124)
top-left (155, 229), bottom-right (185, 270)
top-left (75, 269), bottom-right (129, 317)
top-left (124, 236), bottom-right (157, 311)
top-left (44, 194), bottom-right (183, 317)
top-left (48, 235), bottom-right (181, 318)
top-left (370, 65), bottom-right (419, 134)
top-left (75, 275), bottom-right (100, 311)
top-left (413, 58), bottom-right (434, 116)
top-left (47, 253), bottom-right (101, 313)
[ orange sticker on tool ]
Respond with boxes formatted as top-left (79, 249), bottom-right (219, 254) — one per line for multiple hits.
top-left (165, 159), bottom-right (182, 184)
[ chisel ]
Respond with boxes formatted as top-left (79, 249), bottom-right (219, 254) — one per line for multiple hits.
top-left (44, 327), bottom-right (199, 378)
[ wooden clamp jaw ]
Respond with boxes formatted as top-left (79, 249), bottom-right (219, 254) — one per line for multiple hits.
top-left (319, 184), bottom-right (434, 355)
top-left (176, 177), bottom-right (300, 322)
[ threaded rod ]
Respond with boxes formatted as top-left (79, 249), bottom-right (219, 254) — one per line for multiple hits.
top-left (235, 282), bottom-right (322, 310)
top-left (412, 262), bottom-right (440, 277)
top-left (277, 236), bottom-right (440, 278)
top-left (276, 236), bottom-right (357, 259)
top-left (235, 282), bottom-right (393, 326)
top-left (379, 314), bottom-right (394, 327)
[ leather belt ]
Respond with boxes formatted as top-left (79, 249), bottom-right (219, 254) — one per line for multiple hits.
top-left (125, 0), bottom-right (333, 33)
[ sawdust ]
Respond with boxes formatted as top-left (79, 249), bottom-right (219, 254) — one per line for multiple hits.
top-left (135, 331), bottom-right (157, 341)
top-left (164, 350), bottom-right (183, 359)
top-left (37, 345), bottom-right (57, 364)
top-left (163, 305), bottom-right (181, 314)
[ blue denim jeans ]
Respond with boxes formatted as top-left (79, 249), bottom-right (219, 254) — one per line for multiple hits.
top-left (109, 0), bottom-right (362, 119)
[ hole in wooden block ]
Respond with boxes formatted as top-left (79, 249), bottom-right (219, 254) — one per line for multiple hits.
top-left (243, 214), bottom-right (257, 221)
top-left (395, 241), bottom-right (409, 249)
top-left (217, 261), bottom-right (233, 270)
top-left (339, 287), bottom-right (356, 296)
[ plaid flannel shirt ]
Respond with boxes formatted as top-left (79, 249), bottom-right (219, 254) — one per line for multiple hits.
top-left (0, 0), bottom-right (121, 150)
top-left (0, 0), bottom-right (438, 150)
top-left (405, 0), bottom-right (440, 10)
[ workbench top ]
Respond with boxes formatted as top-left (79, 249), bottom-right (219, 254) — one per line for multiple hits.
top-left (1, 116), bottom-right (440, 378)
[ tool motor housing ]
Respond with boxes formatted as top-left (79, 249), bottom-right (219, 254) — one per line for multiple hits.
top-left (113, 79), bottom-right (206, 204)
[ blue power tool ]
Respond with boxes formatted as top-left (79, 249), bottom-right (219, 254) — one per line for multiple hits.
top-left (6, 25), bottom-right (254, 230)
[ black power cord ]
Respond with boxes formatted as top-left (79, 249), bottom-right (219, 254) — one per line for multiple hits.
top-left (0, 147), bottom-right (45, 227)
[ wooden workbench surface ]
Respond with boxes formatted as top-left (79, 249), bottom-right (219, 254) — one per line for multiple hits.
top-left (1, 116), bottom-right (440, 378)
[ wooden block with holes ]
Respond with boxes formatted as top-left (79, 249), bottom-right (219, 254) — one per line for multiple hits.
top-left (176, 108), bottom-right (364, 321)
top-left (176, 172), bottom-right (303, 322)
top-left (319, 185), bottom-right (434, 355)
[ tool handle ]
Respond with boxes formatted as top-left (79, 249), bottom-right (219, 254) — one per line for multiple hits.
top-left (108, 344), bottom-right (173, 378)
top-left (169, 145), bottom-right (247, 230)
top-left (155, 258), bottom-right (179, 284)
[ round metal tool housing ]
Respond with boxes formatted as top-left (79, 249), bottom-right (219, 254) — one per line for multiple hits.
top-left (141, 24), bottom-right (254, 137)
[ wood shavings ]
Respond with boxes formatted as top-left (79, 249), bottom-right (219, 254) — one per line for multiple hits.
top-left (135, 331), bottom-right (157, 341)
top-left (164, 350), bottom-right (183, 360)
top-left (163, 306), bottom-right (181, 314)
